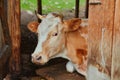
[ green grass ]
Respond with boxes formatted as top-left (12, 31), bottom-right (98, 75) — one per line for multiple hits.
top-left (21, 0), bottom-right (86, 14)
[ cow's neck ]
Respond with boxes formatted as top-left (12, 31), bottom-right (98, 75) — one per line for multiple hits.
top-left (64, 28), bottom-right (88, 64)
top-left (52, 47), bottom-right (70, 60)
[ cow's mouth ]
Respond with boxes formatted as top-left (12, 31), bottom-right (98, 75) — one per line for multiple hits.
top-left (32, 58), bottom-right (47, 65)
top-left (32, 60), bottom-right (47, 65)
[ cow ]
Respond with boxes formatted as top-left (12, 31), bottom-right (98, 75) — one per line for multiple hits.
top-left (27, 12), bottom-right (88, 76)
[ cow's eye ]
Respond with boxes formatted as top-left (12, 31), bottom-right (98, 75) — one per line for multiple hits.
top-left (52, 32), bottom-right (58, 36)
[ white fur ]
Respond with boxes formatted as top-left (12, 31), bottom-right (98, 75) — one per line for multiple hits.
top-left (74, 64), bottom-right (87, 76)
top-left (54, 48), bottom-right (70, 59)
top-left (66, 61), bottom-right (75, 73)
top-left (81, 33), bottom-right (88, 40)
top-left (87, 65), bottom-right (110, 80)
top-left (32, 13), bottom-right (61, 56)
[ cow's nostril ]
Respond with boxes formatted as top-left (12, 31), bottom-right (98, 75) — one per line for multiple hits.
top-left (36, 56), bottom-right (42, 60)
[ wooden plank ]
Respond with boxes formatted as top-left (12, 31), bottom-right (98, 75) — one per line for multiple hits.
top-left (111, 0), bottom-right (120, 80)
top-left (0, 45), bottom-right (10, 79)
top-left (87, 0), bottom-right (115, 80)
top-left (0, 0), bottom-right (11, 47)
top-left (0, 20), bottom-right (4, 49)
top-left (0, 0), bottom-right (11, 79)
top-left (7, 0), bottom-right (21, 75)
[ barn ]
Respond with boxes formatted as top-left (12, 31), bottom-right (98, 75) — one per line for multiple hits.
top-left (0, 0), bottom-right (120, 80)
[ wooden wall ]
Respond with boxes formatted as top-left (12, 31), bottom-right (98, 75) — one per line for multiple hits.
top-left (87, 0), bottom-right (120, 80)
top-left (0, 0), bottom-right (11, 79)
top-left (0, 0), bottom-right (21, 79)
top-left (111, 0), bottom-right (120, 80)
top-left (7, 0), bottom-right (21, 75)
top-left (0, 20), bottom-right (4, 49)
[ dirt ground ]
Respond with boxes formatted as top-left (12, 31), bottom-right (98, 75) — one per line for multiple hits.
top-left (17, 7), bottom-right (86, 80)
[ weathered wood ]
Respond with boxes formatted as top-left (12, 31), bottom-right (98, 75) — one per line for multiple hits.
top-left (87, 0), bottom-right (115, 80)
top-left (0, 0), bottom-right (11, 47)
top-left (7, 0), bottom-right (21, 75)
top-left (111, 0), bottom-right (120, 80)
top-left (0, 20), bottom-right (4, 49)
top-left (0, 45), bottom-right (10, 79)
top-left (75, 0), bottom-right (79, 18)
top-left (0, 0), bottom-right (11, 79)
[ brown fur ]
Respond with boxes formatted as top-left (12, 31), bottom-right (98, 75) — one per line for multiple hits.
top-left (65, 20), bottom-right (88, 64)
top-left (27, 21), bottom-right (39, 33)
top-left (63, 18), bottom-right (81, 32)
top-left (64, 19), bottom-right (88, 73)
top-left (76, 49), bottom-right (87, 64)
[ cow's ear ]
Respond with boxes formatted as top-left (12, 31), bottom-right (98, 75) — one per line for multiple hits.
top-left (63, 18), bottom-right (81, 32)
top-left (27, 21), bottom-right (39, 33)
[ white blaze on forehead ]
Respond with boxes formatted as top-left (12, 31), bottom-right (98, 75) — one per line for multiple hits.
top-left (33, 13), bottom-right (61, 54)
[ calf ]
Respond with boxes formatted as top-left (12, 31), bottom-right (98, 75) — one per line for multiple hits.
top-left (28, 13), bottom-right (88, 76)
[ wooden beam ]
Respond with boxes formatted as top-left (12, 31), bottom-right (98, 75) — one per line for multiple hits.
top-left (111, 0), bottom-right (120, 80)
top-left (75, 0), bottom-right (79, 18)
top-left (87, 0), bottom-right (115, 80)
top-left (0, 0), bottom-right (12, 79)
top-left (7, 0), bottom-right (21, 75)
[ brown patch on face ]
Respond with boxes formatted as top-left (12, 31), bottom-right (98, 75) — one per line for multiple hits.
top-left (76, 49), bottom-right (87, 65)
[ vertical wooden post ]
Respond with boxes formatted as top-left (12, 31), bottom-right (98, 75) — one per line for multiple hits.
top-left (75, 0), bottom-right (79, 18)
top-left (85, 0), bottom-right (89, 18)
top-left (7, 0), bottom-right (21, 75)
top-left (37, 0), bottom-right (42, 23)
top-left (0, 0), bottom-right (11, 79)
top-left (111, 0), bottom-right (120, 80)
top-left (87, 0), bottom-right (115, 80)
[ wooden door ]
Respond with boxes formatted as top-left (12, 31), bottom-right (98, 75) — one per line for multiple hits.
top-left (111, 0), bottom-right (120, 80)
top-left (87, 0), bottom-right (120, 80)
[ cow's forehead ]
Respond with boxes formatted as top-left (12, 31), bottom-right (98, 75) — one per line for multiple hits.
top-left (37, 13), bottom-right (62, 34)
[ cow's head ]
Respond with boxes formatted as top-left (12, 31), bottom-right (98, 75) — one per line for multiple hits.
top-left (28, 13), bottom-right (82, 65)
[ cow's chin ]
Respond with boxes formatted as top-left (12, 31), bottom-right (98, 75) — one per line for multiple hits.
top-left (35, 62), bottom-right (47, 65)
top-left (32, 58), bottom-right (48, 65)
top-left (33, 61), bottom-right (48, 65)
